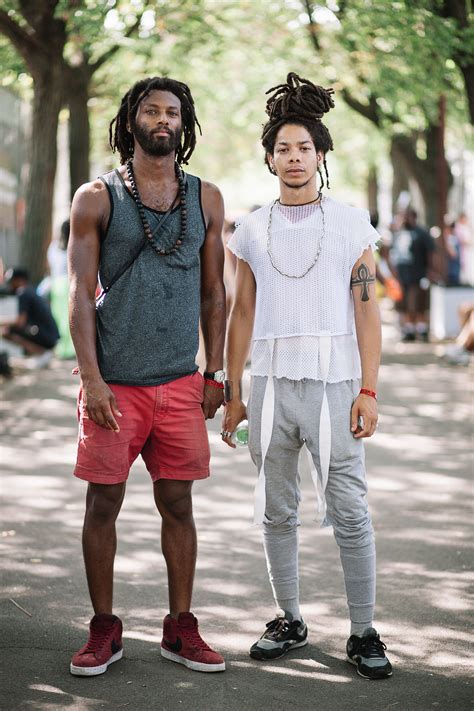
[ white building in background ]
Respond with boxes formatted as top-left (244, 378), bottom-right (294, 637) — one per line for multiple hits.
top-left (0, 87), bottom-right (29, 273)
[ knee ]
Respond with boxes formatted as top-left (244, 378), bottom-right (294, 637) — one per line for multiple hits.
top-left (85, 484), bottom-right (124, 524)
top-left (159, 491), bottom-right (193, 524)
top-left (263, 518), bottom-right (298, 536)
top-left (331, 511), bottom-right (374, 548)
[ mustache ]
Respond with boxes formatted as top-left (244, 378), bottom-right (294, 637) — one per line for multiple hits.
top-left (152, 127), bottom-right (173, 136)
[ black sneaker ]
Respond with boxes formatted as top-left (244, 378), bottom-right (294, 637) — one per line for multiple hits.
top-left (346, 627), bottom-right (393, 680)
top-left (250, 612), bottom-right (308, 660)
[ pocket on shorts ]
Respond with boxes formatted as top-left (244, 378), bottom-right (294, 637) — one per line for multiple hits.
top-left (193, 371), bottom-right (205, 403)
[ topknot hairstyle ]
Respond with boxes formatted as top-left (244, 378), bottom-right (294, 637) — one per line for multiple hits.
top-left (109, 76), bottom-right (202, 165)
top-left (261, 73), bottom-right (335, 188)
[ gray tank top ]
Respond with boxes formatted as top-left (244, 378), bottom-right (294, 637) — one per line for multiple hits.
top-left (96, 168), bottom-right (206, 385)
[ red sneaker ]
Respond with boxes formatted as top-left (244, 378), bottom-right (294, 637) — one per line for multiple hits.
top-left (70, 614), bottom-right (123, 676)
top-left (161, 612), bottom-right (225, 672)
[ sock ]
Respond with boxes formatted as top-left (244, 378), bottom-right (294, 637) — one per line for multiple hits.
top-left (350, 621), bottom-right (372, 637)
top-left (278, 600), bottom-right (302, 623)
top-left (263, 522), bottom-right (301, 623)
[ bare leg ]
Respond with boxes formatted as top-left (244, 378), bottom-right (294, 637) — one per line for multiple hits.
top-left (405, 285), bottom-right (418, 328)
top-left (2, 331), bottom-right (46, 355)
top-left (82, 482), bottom-right (126, 614)
top-left (457, 309), bottom-right (474, 351)
top-left (153, 480), bottom-right (196, 617)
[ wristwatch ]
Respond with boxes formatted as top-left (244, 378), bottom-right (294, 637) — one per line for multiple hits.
top-left (203, 369), bottom-right (225, 383)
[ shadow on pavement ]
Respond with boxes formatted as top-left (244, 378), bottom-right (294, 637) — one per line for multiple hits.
top-left (1, 346), bottom-right (472, 710)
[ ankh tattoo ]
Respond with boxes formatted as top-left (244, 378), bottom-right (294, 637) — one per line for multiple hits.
top-left (351, 263), bottom-right (375, 301)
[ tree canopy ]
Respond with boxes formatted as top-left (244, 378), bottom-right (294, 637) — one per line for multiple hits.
top-left (1, 0), bottom-right (472, 278)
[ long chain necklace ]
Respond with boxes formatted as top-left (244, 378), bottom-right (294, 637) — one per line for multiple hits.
top-left (266, 194), bottom-right (326, 279)
top-left (126, 158), bottom-right (187, 256)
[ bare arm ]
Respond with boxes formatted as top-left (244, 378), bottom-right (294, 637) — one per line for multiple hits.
top-left (68, 181), bottom-right (122, 431)
top-left (350, 248), bottom-right (381, 439)
top-left (200, 182), bottom-right (226, 419)
top-left (222, 258), bottom-right (256, 447)
top-left (0, 312), bottom-right (27, 329)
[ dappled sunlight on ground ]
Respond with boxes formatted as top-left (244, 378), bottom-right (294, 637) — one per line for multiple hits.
top-left (1, 341), bottom-right (472, 708)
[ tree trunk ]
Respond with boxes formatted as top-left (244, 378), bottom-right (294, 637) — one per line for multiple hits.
top-left (367, 165), bottom-right (379, 220)
top-left (390, 126), bottom-right (453, 229)
top-left (65, 66), bottom-right (91, 200)
top-left (459, 63), bottom-right (474, 125)
top-left (22, 71), bottom-right (63, 284)
top-left (390, 139), bottom-right (410, 215)
top-left (367, 164), bottom-right (378, 220)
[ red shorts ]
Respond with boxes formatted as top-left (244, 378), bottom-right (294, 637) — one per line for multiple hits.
top-left (74, 372), bottom-right (210, 485)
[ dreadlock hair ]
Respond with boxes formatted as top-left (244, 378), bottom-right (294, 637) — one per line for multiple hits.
top-left (109, 77), bottom-right (202, 165)
top-left (261, 73), bottom-right (335, 188)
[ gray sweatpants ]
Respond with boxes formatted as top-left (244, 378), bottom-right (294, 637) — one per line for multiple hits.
top-left (248, 376), bottom-right (376, 634)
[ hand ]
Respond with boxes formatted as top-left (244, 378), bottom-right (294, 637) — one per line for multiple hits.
top-left (351, 394), bottom-right (378, 439)
top-left (221, 399), bottom-right (247, 448)
top-left (81, 377), bottom-right (122, 432)
top-left (202, 383), bottom-right (224, 420)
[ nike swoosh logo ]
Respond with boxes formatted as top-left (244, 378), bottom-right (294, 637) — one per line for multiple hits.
top-left (164, 636), bottom-right (182, 653)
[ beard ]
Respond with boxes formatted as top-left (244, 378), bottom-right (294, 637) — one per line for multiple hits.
top-left (132, 122), bottom-right (182, 157)
top-left (281, 175), bottom-right (313, 189)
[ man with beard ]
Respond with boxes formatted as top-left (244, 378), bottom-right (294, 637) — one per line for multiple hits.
top-left (68, 77), bottom-right (226, 676)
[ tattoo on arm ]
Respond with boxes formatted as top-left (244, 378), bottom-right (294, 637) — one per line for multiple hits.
top-left (351, 263), bottom-right (375, 302)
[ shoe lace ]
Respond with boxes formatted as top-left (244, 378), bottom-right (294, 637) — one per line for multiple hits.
top-left (266, 616), bottom-right (290, 638)
top-left (181, 624), bottom-right (212, 651)
top-left (83, 625), bottom-right (113, 654)
top-left (358, 634), bottom-right (387, 658)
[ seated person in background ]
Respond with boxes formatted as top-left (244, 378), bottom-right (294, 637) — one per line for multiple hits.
top-left (444, 302), bottom-right (474, 366)
top-left (1, 267), bottom-right (60, 368)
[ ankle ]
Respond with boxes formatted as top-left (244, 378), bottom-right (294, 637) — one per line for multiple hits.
top-left (350, 622), bottom-right (372, 637)
top-left (277, 601), bottom-right (301, 622)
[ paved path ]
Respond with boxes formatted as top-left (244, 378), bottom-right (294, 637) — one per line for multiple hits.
top-left (1, 320), bottom-right (472, 710)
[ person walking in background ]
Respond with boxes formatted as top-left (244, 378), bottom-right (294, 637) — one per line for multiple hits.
top-left (68, 76), bottom-right (226, 677)
top-left (454, 212), bottom-right (473, 285)
top-left (1, 267), bottom-right (59, 369)
top-left (222, 73), bottom-right (392, 680)
top-left (48, 219), bottom-right (75, 358)
top-left (445, 221), bottom-right (462, 286)
top-left (389, 208), bottom-right (435, 342)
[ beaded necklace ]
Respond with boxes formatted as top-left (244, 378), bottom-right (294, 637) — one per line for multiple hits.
top-left (126, 158), bottom-right (187, 256)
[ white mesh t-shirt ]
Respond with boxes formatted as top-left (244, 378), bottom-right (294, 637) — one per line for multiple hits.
top-left (227, 197), bottom-right (379, 382)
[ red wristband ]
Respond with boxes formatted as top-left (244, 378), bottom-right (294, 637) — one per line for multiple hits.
top-left (204, 379), bottom-right (224, 389)
top-left (360, 388), bottom-right (377, 400)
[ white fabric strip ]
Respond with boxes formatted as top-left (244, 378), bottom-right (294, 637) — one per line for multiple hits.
top-left (253, 338), bottom-right (275, 524)
top-left (308, 333), bottom-right (332, 527)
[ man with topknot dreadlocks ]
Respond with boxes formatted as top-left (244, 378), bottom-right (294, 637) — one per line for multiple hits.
top-left (68, 77), bottom-right (226, 676)
top-left (222, 74), bottom-right (392, 680)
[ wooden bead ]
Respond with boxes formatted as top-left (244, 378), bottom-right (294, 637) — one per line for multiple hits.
top-left (127, 158), bottom-right (187, 259)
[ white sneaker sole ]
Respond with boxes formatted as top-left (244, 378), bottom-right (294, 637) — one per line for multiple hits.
top-left (250, 637), bottom-right (308, 660)
top-left (346, 655), bottom-right (393, 679)
top-left (70, 649), bottom-right (123, 676)
top-left (161, 647), bottom-right (225, 672)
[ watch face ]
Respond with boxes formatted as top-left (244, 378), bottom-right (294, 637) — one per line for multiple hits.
top-left (214, 370), bottom-right (225, 383)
